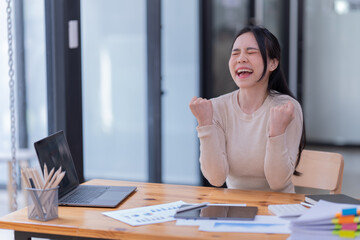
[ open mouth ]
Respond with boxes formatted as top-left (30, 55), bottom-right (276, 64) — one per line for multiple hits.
top-left (236, 68), bottom-right (253, 78)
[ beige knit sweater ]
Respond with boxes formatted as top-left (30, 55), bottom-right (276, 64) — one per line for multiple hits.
top-left (197, 90), bottom-right (303, 193)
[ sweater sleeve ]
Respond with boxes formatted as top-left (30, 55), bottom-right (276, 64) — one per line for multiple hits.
top-left (197, 121), bottom-right (229, 187)
top-left (264, 101), bottom-right (303, 191)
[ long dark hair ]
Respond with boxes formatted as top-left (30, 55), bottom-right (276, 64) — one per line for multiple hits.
top-left (233, 25), bottom-right (306, 176)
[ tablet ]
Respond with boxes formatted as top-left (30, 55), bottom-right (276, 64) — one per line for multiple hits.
top-left (174, 205), bottom-right (258, 220)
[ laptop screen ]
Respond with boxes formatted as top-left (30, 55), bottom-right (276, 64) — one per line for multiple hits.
top-left (34, 131), bottom-right (80, 197)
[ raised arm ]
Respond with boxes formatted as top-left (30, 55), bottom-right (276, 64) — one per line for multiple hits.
top-left (189, 97), bottom-right (229, 187)
top-left (264, 100), bottom-right (303, 191)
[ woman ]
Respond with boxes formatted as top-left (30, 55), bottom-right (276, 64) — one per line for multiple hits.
top-left (189, 26), bottom-right (305, 193)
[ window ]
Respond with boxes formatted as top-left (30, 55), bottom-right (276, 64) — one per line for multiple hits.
top-left (303, 0), bottom-right (360, 144)
top-left (161, 0), bottom-right (200, 185)
top-left (81, 0), bottom-right (148, 181)
top-left (0, 0), bottom-right (47, 185)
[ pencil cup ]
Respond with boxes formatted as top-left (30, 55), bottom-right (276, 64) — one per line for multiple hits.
top-left (26, 187), bottom-right (59, 221)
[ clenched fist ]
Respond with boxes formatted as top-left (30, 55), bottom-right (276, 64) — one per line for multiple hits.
top-left (269, 101), bottom-right (295, 137)
top-left (189, 96), bottom-right (213, 127)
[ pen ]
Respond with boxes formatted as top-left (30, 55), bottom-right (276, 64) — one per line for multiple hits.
top-left (176, 202), bottom-right (209, 213)
top-left (300, 202), bottom-right (313, 208)
top-left (28, 169), bottom-right (40, 189)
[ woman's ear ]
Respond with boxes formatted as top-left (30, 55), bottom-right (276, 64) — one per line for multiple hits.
top-left (269, 58), bottom-right (279, 72)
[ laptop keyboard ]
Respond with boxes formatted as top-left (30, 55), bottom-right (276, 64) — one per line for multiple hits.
top-left (61, 185), bottom-right (109, 204)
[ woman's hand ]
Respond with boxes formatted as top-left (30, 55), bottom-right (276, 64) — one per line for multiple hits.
top-left (189, 96), bottom-right (213, 127)
top-left (269, 101), bottom-right (294, 137)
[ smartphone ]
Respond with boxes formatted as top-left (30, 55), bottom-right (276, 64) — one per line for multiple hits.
top-left (174, 205), bottom-right (258, 220)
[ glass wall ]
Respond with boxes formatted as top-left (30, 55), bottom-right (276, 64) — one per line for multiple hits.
top-left (0, 0), bottom-right (12, 186)
top-left (23, 0), bottom-right (48, 147)
top-left (262, 0), bottom-right (289, 87)
top-left (0, 0), bottom-right (47, 185)
top-left (212, 0), bottom-right (249, 97)
top-left (161, 0), bottom-right (200, 185)
top-left (0, 0), bottom-right (12, 156)
top-left (303, 0), bottom-right (360, 144)
top-left (81, 0), bottom-right (148, 181)
top-left (263, 0), bottom-right (286, 41)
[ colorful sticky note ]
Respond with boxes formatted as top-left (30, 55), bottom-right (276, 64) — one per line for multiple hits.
top-left (332, 216), bottom-right (360, 224)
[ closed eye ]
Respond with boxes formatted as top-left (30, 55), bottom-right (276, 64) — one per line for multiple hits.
top-left (247, 47), bottom-right (259, 54)
top-left (231, 49), bottom-right (240, 56)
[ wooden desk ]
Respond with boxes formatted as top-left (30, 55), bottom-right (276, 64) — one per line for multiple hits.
top-left (0, 179), bottom-right (305, 240)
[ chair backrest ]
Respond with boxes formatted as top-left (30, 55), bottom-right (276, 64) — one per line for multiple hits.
top-left (291, 149), bottom-right (344, 194)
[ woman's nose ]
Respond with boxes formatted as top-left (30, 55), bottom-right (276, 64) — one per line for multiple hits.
top-left (237, 53), bottom-right (248, 63)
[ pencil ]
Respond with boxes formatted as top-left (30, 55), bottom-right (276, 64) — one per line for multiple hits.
top-left (34, 169), bottom-right (44, 189)
top-left (48, 167), bottom-right (61, 188)
top-left (51, 171), bottom-right (66, 188)
top-left (20, 168), bottom-right (31, 188)
top-left (43, 163), bottom-right (48, 181)
top-left (44, 168), bottom-right (55, 189)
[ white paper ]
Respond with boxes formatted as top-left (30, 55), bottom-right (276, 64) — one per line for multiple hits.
top-left (103, 200), bottom-right (186, 226)
top-left (199, 215), bottom-right (291, 234)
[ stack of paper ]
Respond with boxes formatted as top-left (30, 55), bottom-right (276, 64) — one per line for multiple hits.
top-left (289, 200), bottom-right (360, 240)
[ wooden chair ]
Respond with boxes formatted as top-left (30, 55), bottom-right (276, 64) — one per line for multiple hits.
top-left (292, 149), bottom-right (344, 194)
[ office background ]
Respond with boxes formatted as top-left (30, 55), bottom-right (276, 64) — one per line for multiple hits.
top-left (0, 0), bottom-right (360, 200)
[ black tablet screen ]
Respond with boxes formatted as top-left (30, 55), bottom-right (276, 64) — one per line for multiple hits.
top-left (174, 205), bottom-right (258, 220)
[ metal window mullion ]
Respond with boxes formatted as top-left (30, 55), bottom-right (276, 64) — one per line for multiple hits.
top-left (45, 0), bottom-right (84, 182)
top-left (147, 0), bottom-right (162, 183)
top-left (282, 0), bottom-right (291, 86)
top-left (14, 0), bottom-right (28, 148)
top-left (289, 0), bottom-right (298, 98)
top-left (199, 0), bottom-right (213, 186)
top-left (297, 0), bottom-right (304, 103)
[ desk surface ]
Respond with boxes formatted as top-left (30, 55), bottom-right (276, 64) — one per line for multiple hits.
top-left (0, 179), bottom-right (305, 240)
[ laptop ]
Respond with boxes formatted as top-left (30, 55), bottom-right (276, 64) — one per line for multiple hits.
top-left (34, 131), bottom-right (137, 208)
